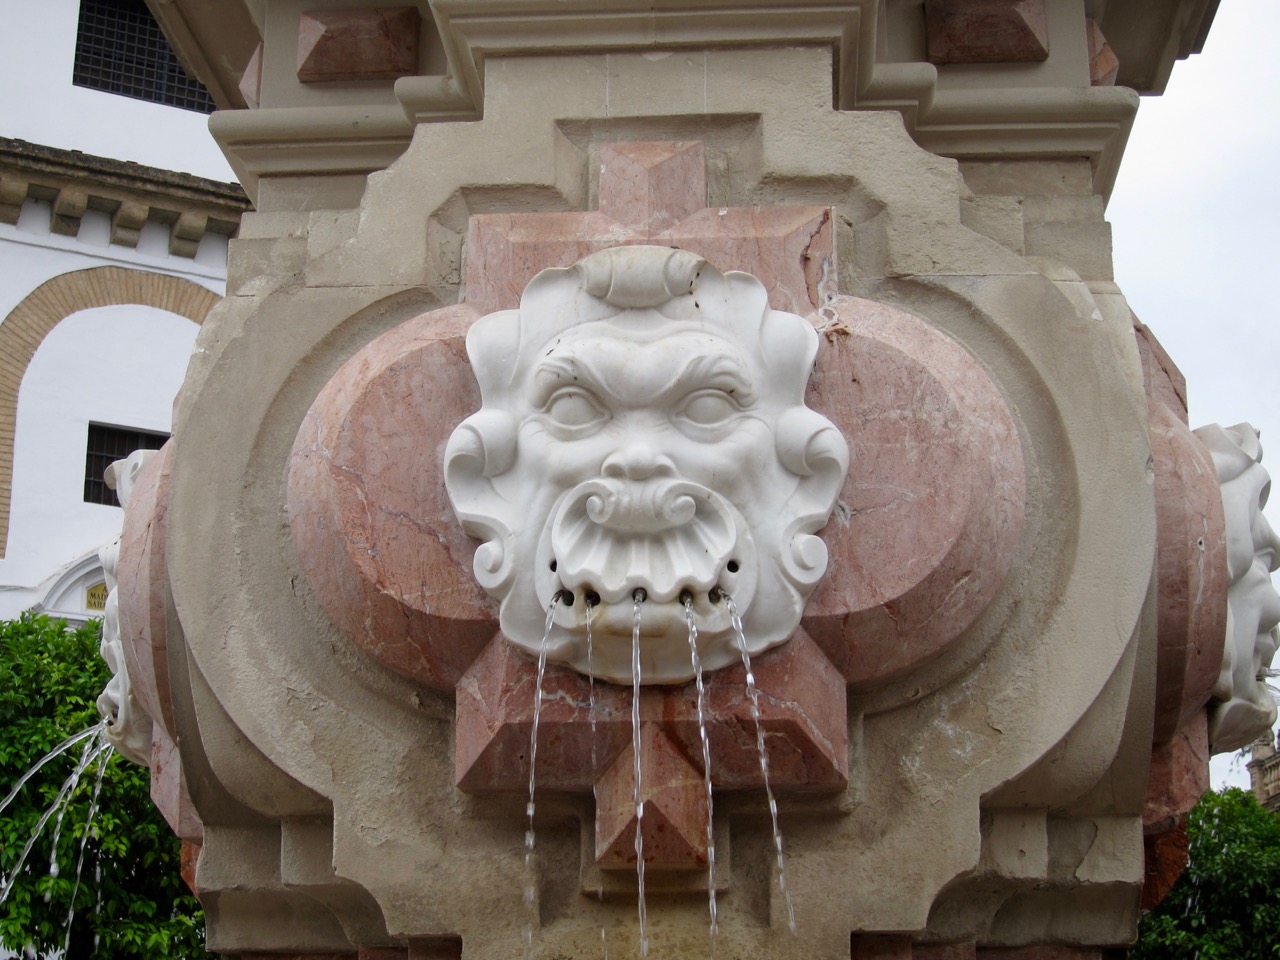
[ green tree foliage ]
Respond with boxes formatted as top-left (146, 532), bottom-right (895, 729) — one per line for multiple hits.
top-left (1130, 786), bottom-right (1280, 959)
top-left (0, 613), bottom-right (208, 958)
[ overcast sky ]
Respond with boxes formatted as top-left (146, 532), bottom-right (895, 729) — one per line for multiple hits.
top-left (1109, 0), bottom-right (1280, 788)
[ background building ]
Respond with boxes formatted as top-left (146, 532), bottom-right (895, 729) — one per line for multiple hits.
top-left (0, 0), bottom-right (246, 622)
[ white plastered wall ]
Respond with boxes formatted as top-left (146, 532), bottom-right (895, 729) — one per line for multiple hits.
top-left (2, 0), bottom-right (235, 182)
top-left (0, 198), bottom-right (224, 620)
top-left (0, 302), bottom-right (198, 620)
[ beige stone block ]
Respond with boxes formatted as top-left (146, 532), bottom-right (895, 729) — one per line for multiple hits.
top-left (170, 211), bottom-right (210, 258)
top-left (960, 195), bottom-right (1025, 253)
top-left (307, 209), bottom-right (361, 260)
top-left (51, 186), bottom-right (87, 236)
top-left (1021, 194), bottom-right (1105, 224)
top-left (109, 200), bottom-right (149, 247)
top-left (1075, 816), bottom-right (1143, 884)
top-left (959, 159), bottom-right (1095, 197)
top-left (256, 174), bottom-right (369, 213)
top-left (0, 174), bottom-right (29, 224)
top-left (237, 210), bottom-right (311, 240)
top-left (226, 236), bottom-right (309, 297)
top-left (1024, 219), bottom-right (1114, 280)
top-left (980, 810), bottom-right (1048, 880)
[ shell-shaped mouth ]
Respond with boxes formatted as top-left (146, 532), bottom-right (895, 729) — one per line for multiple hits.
top-left (550, 477), bottom-right (736, 603)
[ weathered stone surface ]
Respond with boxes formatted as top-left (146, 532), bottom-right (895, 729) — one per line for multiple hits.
top-left (296, 8), bottom-right (419, 83)
top-left (925, 0), bottom-right (1049, 65)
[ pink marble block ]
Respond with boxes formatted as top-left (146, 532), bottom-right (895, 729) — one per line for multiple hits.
top-left (287, 303), bottom-right (497, 691)
top-left (803, 296), bottom-right (1027, 690)
top-left (594, 723), bottom-right (709, 870)
top-left (977, 949), bottom-right (1104, 960)
top-left (455, 629), bottom-right (846, 795)
top-left (290, 141), bottom-right (837, 691)
top-left (1142, 716), bottom-right (1208, 906)
top-left (1133, 318), bottom-right (1221, 907)
top-left (851, 934), bottom-right (914, 960)
top-left (151, 725), bottom-right (204, 843)
top-left (914, 945), bottom-right (978, 960)
top-left (465, 141), bottom-right (832, 318)
top-left (296, 8), bottom-right (419, 84)
top-left (1135, 321), bottom-right (1227, 742)
top-left (1148, 400), bottom-right (1227, 742)
top-left (118, 440), bottom-right (176, 737)
top-left (924, 0), bottom-right (1050, 65)
top-left (456, 631), bottom-right (843, 870)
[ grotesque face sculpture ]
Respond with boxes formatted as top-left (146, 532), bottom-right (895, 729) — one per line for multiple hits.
top-left (1194, 422), bottom-right (1280, 752)
top-left (445, 246), bottom-right (848, 684)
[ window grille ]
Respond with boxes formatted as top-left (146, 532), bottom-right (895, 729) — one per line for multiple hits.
top-left (72, 0), bottom-right (217, 114)
top-left (84, 423), bottom-right (169, 506)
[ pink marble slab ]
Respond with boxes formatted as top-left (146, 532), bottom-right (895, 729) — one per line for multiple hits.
top-left (118, 440), bottom-right (175, 737)
top-left (803, 296), bottom-right (1026, 689)
top-left (288, 303), bottom-right (496, 690)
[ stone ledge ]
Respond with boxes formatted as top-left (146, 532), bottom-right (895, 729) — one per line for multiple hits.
top-left (0, 137), bottom-right (250, 257)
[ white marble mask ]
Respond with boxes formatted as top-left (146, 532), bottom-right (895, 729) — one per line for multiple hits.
top-left (1194, 422), bottom-right (1280, 753)
top-left (445, 246), bottom-right (849, 684)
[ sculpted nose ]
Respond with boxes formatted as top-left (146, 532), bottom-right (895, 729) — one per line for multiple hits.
top-left (602, 441), bottom-right (674, 481)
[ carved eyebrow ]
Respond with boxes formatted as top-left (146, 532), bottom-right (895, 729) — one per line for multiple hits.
top-left (529, 355), bottom-right (605, 408)
top-left (676, 353), bottom-right (758, 406)
top-left (531, 342), bottom-right (758, 407)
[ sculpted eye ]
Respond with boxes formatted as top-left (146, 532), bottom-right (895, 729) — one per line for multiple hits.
top-left (679, 390), bottom-right (738, 427)
top-left (546, 388), bottom-right (607, 429)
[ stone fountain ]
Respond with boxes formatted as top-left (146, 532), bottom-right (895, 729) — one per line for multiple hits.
top-left (99, 6), bottom-right (1278, 958)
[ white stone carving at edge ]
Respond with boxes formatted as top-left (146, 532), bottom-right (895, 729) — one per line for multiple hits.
top-left (95, 449), bottom-right (157, 766)
top-left (1194, 422), bottom-right (1280, 753)
top-left (445, 246), bottom-right (850, 684)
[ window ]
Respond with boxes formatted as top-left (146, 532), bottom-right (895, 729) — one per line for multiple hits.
top-left (84, 423), bottom-right (168, 506)
top-left (72, 0), bottom-right (217, 114)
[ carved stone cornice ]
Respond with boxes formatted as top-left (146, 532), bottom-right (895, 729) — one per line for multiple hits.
top-left (0, 137), bottom-right (250, 257)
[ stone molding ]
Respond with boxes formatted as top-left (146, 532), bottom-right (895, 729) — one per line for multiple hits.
top-left (201, 0), bottom-right (1152, 200)
top-left (0, 137), bottom-right (249, 257)
top-left (0, 267), bottom-right (219, 559)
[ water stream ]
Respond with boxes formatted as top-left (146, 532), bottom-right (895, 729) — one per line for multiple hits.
top-left (683, 595), bottom-right (718, 955)
top-left (724, 593), bottom-right (797, 935)
top-left (523, 595), bottom-right (559, 959)
top-left (0, 723), bottom-right (112, 908)
top-left (631, 589), bottom-right (649, 958)
top-left (61, 742), bottom-right (112, 955)
top-left (519, 586), bottom-right (796, 956)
